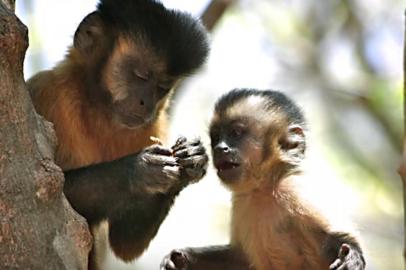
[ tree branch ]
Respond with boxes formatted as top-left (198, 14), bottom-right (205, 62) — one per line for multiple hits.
top-left (398, 9), bottom-right (406, 270)
top-left (201, 0), bottom-right (235, 31)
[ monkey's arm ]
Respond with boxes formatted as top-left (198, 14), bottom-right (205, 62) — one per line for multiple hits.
top-left (107, 138), bottom-right (209, 261)
top-left (64, 144), bottom-right (181, 225)
top-left (65, 159), bottom-right (184, 262)
top-left (108, 193), bottom-right (178, 261)
top-left (324, 232), bottom-right (365, 270)
top-left (65, 141), bottom-right (208, 261)
top-left (161, 245), bottom-right (250, 270)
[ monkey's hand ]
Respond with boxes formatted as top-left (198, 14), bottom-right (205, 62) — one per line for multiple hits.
top-left (131, 144), bottom-right (181, 194)
top-left (329, 244), bottom-right (365, 270)
top-left (160, 249), bottom-right (190, 270)
top-left (172, 136), bottom-right (208, 184)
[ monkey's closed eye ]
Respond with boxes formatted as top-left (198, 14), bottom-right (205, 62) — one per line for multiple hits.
top-left (133, 70), bottom-right (148, 81)
top-left (230, 124), bottom-right (246, 138)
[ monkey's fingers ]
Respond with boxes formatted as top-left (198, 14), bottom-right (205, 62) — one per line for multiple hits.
top-left (329, 258), bottom-right (343, 270)
top-left (173, 145), bottom-right (206, 158)
top-left (185, 167), bottom-right (207, 181)
top-left (146, 145), bottom-right (173, 156)
top-left (162, 165), bottom-right (181, 180)
top-left (143, 154), bottom-right (178, 167)
top-left (160, 260), bottom-right (176, 270)
top-left (170, 250), bottom-right (188, 268)
top-left (338, 244), bottom-right (365, 270)
top-left (177, 154), bottom-right (208, 168)
top-left (160, 250), bottom-right (188, 270)
top-left (186, 137), bottom-right (201, 146)
top-left (172, 136), bottom-right (187, 149)
top-left (179, 155), bottom-right (208, 183)
top-left (329, 244), bottom-right (352, 270)
top-left (172, 137), bottom-right (201, 151)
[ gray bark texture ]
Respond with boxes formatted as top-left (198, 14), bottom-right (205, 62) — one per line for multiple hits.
top-left (0, 1), bottom-right (92, 269)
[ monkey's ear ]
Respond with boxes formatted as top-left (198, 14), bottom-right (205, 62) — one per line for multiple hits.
top-left (74, 12), bottom-right (104, 54)
top-left (279, 124), bottom-right (306, 165)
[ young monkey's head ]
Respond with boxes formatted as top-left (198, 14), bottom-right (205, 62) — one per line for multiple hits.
top-left (209, 89), bottom-right (306, 193)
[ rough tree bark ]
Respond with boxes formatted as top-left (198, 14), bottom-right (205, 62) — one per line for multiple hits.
top-left (399, 11), bottom-right (406, 270)
top-left (0, 2), bottom-right (91, 270)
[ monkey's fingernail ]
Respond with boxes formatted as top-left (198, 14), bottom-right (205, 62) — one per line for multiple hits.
top-left (175, 136), bottom-right (187, 145)
top-left (329, 259), bottom-right (342, 269)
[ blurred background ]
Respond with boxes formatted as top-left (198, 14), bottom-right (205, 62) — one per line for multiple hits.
top-left (16, 0), bottom-right (404, 269)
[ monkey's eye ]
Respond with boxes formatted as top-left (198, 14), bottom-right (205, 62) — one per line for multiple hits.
top-left (230, 124), bottom-right (246, 138)
top-left (133, 70), bottom-right (148, 81)
top-left (209, 130), bottom-right (220, 144)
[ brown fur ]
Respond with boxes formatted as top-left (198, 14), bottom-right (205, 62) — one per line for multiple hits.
top-left (27, 43), bottom-right (169, 270)
top-left (28, 44), bottom-right (168, 171)
top-left (217, 97), bottom-right (335, 270)
top-left (230, 178), bottom-right (331, 270)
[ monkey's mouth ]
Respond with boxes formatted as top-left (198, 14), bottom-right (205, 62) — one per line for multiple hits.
top-left (117, 115), bottom-right (146, 128)
top-left (114, 111), bottom-right (153, 129)
top-left (215, 161), bottom-right (241, 171)
top-left (214, 160), bottom-right (242, 182)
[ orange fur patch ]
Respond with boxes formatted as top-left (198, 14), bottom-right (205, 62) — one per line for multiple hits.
top-left (230, 179), bottom-right (331, 270)
top-left (27, 52), bottom-right (168, 170)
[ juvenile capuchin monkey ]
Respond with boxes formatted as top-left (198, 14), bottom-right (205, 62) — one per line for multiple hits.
top-left (27, 0), bottom-right (209, 269)
top-left (161, 89), bottom-right (365, 270)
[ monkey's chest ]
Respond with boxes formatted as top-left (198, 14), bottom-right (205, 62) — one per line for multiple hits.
top-left (231, 200), bottom-right (324, 270)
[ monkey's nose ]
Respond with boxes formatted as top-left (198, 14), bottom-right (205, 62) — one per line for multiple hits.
top-left (214, 142), bottom-right (230, 154)
top-left (140, 100), bottom-right (145, 106)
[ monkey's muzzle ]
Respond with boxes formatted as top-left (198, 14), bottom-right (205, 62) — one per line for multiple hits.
top-left (214, 157), bottom-right (242, 183)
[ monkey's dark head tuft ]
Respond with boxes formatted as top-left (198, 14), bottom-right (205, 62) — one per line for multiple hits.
top-left (214, 88), bottom-right (305, 127)
top-left (97, 0), bottom-right (210, 76)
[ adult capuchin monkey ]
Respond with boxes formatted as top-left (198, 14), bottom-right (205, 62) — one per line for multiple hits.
top-left (161, 89), bottom-right (365, 270)
top-left (27, 0), bottom-right (210, 269)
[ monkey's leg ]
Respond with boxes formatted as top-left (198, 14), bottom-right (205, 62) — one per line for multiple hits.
top-left (161, 245), bottom-right (250, 270)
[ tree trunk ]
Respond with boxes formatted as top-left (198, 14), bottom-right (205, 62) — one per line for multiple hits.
top-left (399, 11), bottom-right (406, 270)
top-left (0, 2), bottom-right (91, 269)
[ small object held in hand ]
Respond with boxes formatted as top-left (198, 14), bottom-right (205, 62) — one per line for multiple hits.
top-left (150, 136), bottom-right (163, 145)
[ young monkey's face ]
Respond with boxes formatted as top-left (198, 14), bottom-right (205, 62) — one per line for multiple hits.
top-left (210, 117), bottom-right (263, 183)
top-left (209, 96), bottom-right (272, 191)
top-left (210, 93), bottom-right (306, 193)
